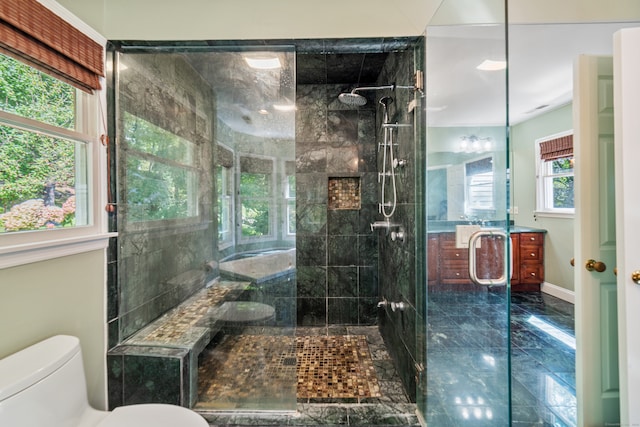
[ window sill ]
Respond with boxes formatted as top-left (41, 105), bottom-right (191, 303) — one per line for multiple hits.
top-left (533, 210), bottom-right (575, 219)
top-left (0, 232), bottom-right (117, 269)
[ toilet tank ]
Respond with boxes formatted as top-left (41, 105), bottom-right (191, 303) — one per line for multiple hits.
top-left (0, 335), bottom-right (92, 427)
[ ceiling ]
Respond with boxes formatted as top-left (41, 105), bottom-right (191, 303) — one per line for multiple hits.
top-left (427, 21), bottom-right (639, 127)
top-left (182, 23), bottom-right (638, 136)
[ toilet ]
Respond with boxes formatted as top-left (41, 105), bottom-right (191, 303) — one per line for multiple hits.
top-left (0, 335), bottom-right (208, 427)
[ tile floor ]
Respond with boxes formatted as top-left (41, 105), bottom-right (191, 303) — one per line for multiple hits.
top-left (426, 290), bottom-right (576, 426)
top-left (197, 291), bottom-right (575, 426)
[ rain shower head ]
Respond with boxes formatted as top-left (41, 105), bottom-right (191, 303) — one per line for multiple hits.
top-left (338, 92), bottom-right (368, 106)
top-left (337, 83), bottom-right (397, 106)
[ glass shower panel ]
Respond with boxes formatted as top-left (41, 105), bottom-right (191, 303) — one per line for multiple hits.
top-left (421, 0), bottom-right (510, 424)
top-left (114, 46), bottom-right (296, 411)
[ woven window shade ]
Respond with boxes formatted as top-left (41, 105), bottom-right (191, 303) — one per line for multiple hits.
top-left (540, 134), bottom-right (573, 161)
top-left (0, 0), bottom-right (103, 93)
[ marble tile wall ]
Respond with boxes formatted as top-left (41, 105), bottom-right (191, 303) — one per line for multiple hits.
top-left (295, 63), bottom-right (380, 327)
top-left (374, 48), bottom-right (425, 403)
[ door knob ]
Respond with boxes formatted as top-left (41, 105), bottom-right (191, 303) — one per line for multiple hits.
top-left (585, 259), bottom-right (606, 272)
top-left (570, 258), bottom-right (575, 266)
top-left (632, 271), bottom-right (640, 284)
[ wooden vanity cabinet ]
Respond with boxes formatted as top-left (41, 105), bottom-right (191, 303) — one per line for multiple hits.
top-left (428, 231), bottom-right (545, 291)
top-left (515, 232), bottom-right (545, 291)
top-left (427, 234), bottom-right (439, 286)
top-left (439, 233), bottom-right (470, 285)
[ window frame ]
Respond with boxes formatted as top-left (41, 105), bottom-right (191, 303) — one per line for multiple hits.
top-left (535, 130), bottom-right (575, 218)
top-left (0, 3), bottom-right (111, 269)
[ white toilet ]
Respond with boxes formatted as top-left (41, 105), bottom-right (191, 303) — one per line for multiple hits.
top-left (0, 335), bottom-right (208, 427)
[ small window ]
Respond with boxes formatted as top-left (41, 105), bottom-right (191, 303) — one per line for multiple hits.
top-left (536, 131), bottom-right (574, 216)
top-left (217, 164), bottom-right (234, 247)
top-left (240, 172), bottom-right (272, 238)
top-left (286, 174), bottom-right (296, 236)
top-left (239, 156), bottom-right (274, 240)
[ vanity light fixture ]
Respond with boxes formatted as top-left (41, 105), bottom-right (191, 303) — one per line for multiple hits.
top-left (476, 59), bottom-right (507, 71)
top-left (244, 56), bottom-right (281, 70)
top-left (459, 135), bottom-right (492, 153)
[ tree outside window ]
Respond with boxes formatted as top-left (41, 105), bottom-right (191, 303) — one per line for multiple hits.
top-left (0, 54), bottom-right (88, 233)
top-left (536, 132), bottom-right (574, 215)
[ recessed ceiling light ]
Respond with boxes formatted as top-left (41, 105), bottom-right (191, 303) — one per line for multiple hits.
top-left (258, 109), bottom-right (269, 115)
top-left (476, 60), bottom-right (507, 71)
top-left (244, 57), bottom-right (281, 70)
top-left (273, 104), bottom-right (296, 112)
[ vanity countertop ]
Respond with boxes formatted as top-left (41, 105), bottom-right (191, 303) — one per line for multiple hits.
top-left (427, 222), bottom-right (546, 234)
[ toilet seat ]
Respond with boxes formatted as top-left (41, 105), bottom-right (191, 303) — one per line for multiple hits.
top-left (96, 404), bottom-right (208, 427)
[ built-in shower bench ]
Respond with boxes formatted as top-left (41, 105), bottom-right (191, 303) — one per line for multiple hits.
top-left (107, 280), bottom-right (250, 408)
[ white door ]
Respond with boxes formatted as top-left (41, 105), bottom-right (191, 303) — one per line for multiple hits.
top-left (574, 55), bottom-right (619, 426)
top-left (613, 27), bottom-right (640, 426)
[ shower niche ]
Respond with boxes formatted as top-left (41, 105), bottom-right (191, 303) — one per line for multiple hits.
top-left (328, 177), bottom-right (361, 210)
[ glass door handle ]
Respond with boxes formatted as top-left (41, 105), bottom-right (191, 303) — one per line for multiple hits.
top-left (468, 229), bottom-right (509, 286)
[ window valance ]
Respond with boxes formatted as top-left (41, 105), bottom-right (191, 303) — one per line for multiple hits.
top-left (540, 134), bottom-right (573, 161)
top-left (0, 0), bottom-right (104, 92)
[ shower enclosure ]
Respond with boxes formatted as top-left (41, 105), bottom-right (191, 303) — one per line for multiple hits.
top-left (106, 38), bottom-right (425, 421)
top-left (420, 0), bottom-right (512, 424)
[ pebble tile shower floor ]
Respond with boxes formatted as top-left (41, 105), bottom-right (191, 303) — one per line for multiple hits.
top-left (196, 326), bottom-right (419, 426)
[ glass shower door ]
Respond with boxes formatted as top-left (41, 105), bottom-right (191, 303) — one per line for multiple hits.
top-left (420, 0), bottom-right (511, 424)
top-left (112, 44), bottom-right (297, 412)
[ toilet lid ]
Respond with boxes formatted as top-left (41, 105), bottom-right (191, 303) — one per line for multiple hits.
top-left (96, 404), bottom-right (208, 427)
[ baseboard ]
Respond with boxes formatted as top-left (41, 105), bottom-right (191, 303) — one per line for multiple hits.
top-left (540, 281), bottom-right (575, 304)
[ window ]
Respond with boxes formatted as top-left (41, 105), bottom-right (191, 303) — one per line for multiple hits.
top-left (122, 112), bottom-right (198, 222)
top-left (536, 132), bottom-right (574, 216)
top-left (0, 53), bottom-right (94, 235)
top-left (240, 172), bottom-right (272, 238)
top-left (464, 156), bottom-right (494, 215)
top-left (286, 174), bottom-right (296, 236)
top-left (239, 156), bottom-right (273, 239)
top-left (0, 1), bottom-right (107, 269)
top-left (217, 164), bottom-right (234, 247)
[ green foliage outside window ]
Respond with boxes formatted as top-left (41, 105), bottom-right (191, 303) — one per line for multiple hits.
top-left (240, 173), bottom-right (270, 237)
top-left (123, 113), bottom-right (198, 222)
top-left (0, 54), bottom-right (79, 232)
top-left (551, 158), bottom-right (574, 209)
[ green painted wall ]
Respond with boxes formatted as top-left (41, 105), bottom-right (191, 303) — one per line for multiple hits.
top-left (0, 250), bottom-right (107, 409)
top-left (511, 103), bottom-right (575, 291)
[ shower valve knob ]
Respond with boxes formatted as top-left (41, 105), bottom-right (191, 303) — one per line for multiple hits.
top-left (391, 230), bottom-right (405, 243)
top-left (394, 159), bottom-right (408, 168)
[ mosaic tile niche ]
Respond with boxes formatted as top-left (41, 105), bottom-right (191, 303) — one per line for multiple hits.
top-left (328, 177), bottom-right (361, 210)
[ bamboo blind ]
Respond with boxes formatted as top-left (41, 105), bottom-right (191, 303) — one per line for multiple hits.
top-left (0, 0), bottom-right (104, 92)
top-left (540, 134), bottom-right (573, 161)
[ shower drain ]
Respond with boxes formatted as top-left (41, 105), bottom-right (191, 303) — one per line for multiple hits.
top-left (282, 357), bottom-right (296, 366)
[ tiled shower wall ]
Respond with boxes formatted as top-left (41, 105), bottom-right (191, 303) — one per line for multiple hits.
top-left (295, 65), bottom-right (380, 327)
top-left (376, 49), bottom-right (424, 402)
